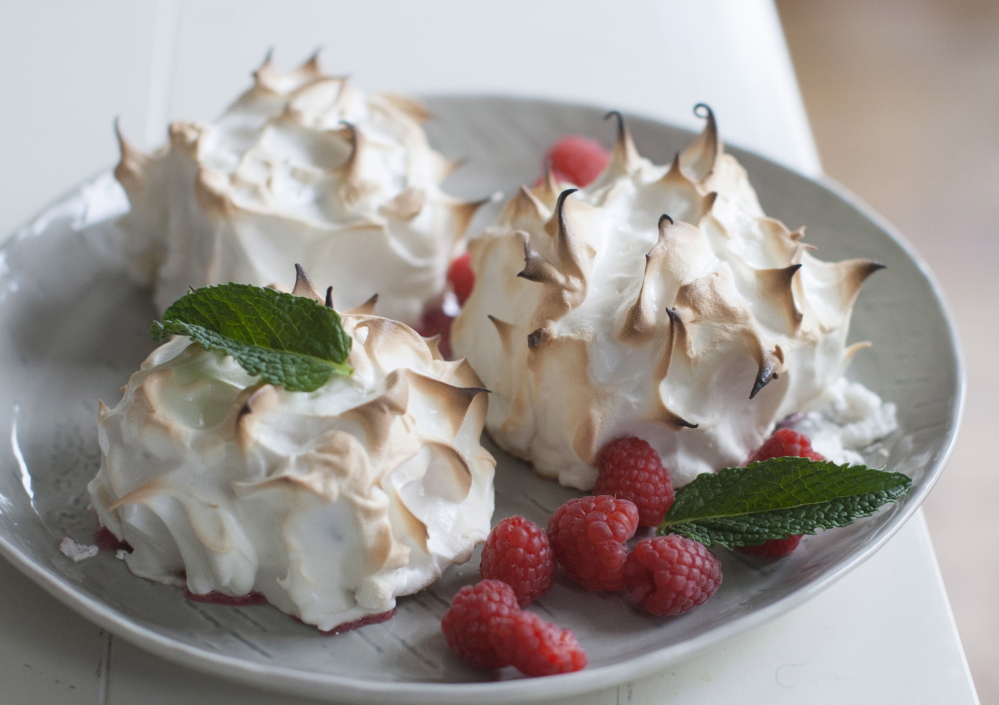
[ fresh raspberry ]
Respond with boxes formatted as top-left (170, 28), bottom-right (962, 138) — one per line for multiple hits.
top-left (542, 136), bottom-right (610, 187)
top-left (492, 610), bottom-right (587, 677)
top-left (740, 429), bottom-right (824, 556)
top-left (442, 580), bottom-right (586, 676)
top-left (546, 496), bottom-right (639, 591)
top-left (480, 516), bottom-right (556, 607)
top-left (624, 535), bottom-right (722, 616)
top-left (737, 534), bottom-right (803, 557)
top-left (747, 428), bottom-right (824, 463)
top-left (447, 252), bottom-right (475, 306)
top-left (441, 580), bottom-right (520, 669)
top-left (595, 437), bottom-right (675, 527)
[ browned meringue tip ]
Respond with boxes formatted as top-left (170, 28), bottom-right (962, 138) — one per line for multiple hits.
top-left (603, 110), bottom-right (641, 176)
top-left (380, 92), bottom-right (433, 123)
top-left (292, 264), bottom-right (324, 302)
top-left (681, 102), bottom-right (720, 182)
top-left (346, 294), bottom-right (379, 316)
top-left (113, 118), bottom-right (149, 194)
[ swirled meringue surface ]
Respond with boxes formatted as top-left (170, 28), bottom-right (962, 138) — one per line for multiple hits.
top-left (114, 54), bottom-right (480, 326)
top-left (452, 109), bottom-right (893, 489)
top-left (88, 290), bottom-right (494, 631)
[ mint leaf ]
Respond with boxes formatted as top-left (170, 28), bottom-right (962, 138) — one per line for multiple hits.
top-left (658, 457), bottom-right (911, 549)
top-left (151, 283), bottom-right (352, 392)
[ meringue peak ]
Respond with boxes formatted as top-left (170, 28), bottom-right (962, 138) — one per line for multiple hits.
top-left (452, 107), bottom-right (889, 489)
top-left (681, 103), bottom-right (720, 181)
top-left (604, 110), bottom-right (642, 177)
top-left (114, 55), bottom-right (481, 326)
top-left (90, 268), bottom-right (496, 631)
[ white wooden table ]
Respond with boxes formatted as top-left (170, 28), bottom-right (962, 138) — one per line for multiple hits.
top-left (0, 1), bottom-right (979, 703)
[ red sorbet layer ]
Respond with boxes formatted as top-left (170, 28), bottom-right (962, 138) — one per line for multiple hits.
top-left (94, 526), bottom-right (132, 553)
top-left (187, 589), bottom-right (397, 634)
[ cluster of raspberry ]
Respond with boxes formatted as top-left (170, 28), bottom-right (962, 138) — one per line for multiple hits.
top-left (442, 429), bottom-right (822, 677)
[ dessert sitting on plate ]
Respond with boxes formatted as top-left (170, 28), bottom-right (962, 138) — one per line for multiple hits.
top-left (113, 52), bottom-right (481, 327)
top-left (451, 107), bottom-right (896, 489)
top-left (87, 267), bottom-right (495, 633)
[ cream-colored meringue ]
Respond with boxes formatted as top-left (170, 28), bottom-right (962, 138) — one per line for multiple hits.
top-left (452, 109), bottom-right (890, 489)
top-left (785, 377), bottom-right (898, 466)
top-left (88, 273), bottom-right (494, 631)
top-left (114, 53), bottom-right (480, 326)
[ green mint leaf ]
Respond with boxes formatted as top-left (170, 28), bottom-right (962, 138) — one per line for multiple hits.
top-left (658, 457), bottom-right (911, 549)
top-left (151, 283), bottom-right (352, 392)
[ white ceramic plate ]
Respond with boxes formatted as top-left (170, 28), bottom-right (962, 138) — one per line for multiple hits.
top-left (0, 97), bottom-right (963, 704)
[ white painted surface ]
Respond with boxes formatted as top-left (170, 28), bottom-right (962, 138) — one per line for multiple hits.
top-left (0, 1), bottom-right (976, 702)
top-left (0, 0), bottom-right (820, 239)
top-left (0, 1), bottom-right (160, 240)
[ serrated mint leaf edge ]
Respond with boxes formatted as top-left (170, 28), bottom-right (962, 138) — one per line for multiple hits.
top-left (658, 459), bottom-right (912, 548)
top-left (152, 319), bottom-right (353, 393)
top-left (159, 283), bottom-right (352, 365)
top-left (660, 486), bottom-right (909, 549)
top-left (661, 459), bottom-right (911, 525)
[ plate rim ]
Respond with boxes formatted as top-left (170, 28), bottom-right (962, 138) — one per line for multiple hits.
top-left (0, 93), bottom-right (966, 704)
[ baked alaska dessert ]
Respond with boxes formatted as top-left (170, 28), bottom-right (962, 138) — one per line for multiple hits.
top-left (451, 108), bottom-right (894, 490)
top-left (87, 268), bottom-right (495, 632)
top-left (113, 52), bottom-right (481, 326)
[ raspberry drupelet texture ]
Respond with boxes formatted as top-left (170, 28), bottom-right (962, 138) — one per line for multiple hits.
top-left (546, 496), bottom-right (639, 591)
top-left (492, 610), bottom-right (588, 677)
top-left (740, 428), bottom-right (825, 556)
top-left (747, 428), bottom-right (824, 463)
top-left (441, 580), bottom-right (520, 669)
top-left (542, 136), bottom-right (610, 187)
top-left (595, 437), bottom-right (675, 527)
top-left (480, 516), bottom-right (556, 607)
top-left (441, 579), bottom-right (588, 676)
top-left (624, 535), bottom-right (723, 616)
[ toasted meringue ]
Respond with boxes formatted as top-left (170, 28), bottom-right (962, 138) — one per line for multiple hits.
top-left (452, 108), bottom-right (890, 489)
top-left (114, 52), bottom-right (480, 326)
top-left (88, 271), bottom-right (494, 631)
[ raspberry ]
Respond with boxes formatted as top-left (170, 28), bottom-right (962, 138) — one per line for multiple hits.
top-left (447, 252), bottom-right (475, 306)
top-left (595, 437), bottom-right (675, 527)
top-left (480, 516), bottom-right (556, 607)
top-left (542, 136), bottom-right (610, 187)
top-left (740, 429), bottom-right (825, 556)
top-left (442, 580), bottom-right (586, 676)
top-left (546, 496), bottom-right (639, 591)
top-left (441, 580), bottom-right (520, 669)
top-left (624, 535), bottom-right (722, 616)
top-left (415, 303), bottom-right (453, 359)
top-left (492, 610), bottom-right (587, 677)
top-left (747, 428), bottom-right (824, 463)
top-left (737, 534), bottom-right (803, 557)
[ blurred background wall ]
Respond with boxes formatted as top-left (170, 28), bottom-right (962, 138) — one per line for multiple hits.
top-left (777, 0), bottom-right (998, 699)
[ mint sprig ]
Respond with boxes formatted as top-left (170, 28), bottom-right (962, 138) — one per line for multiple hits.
top-left (658, 457), bottom-right (911, 549)
top-left (152, 283), bottom-right (352, 392)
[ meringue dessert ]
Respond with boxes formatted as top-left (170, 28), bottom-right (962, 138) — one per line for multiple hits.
top-left (451, 108), bottom-right (893, 489)
top-left (88, 269), bottom-right (495, 632)
top-left (114, 53), bottom-right (480, 326)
